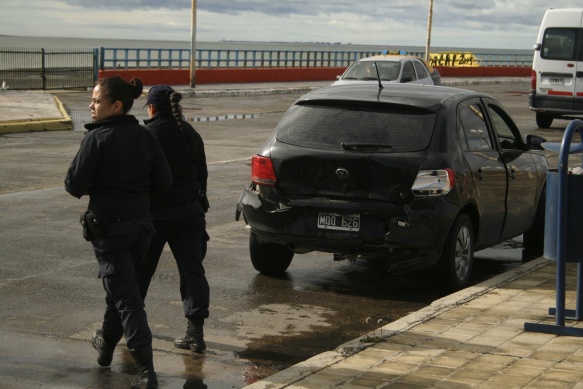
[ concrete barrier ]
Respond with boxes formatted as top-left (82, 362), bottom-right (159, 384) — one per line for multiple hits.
top-left (99, 67), bottom-right (347, 86)
top-left (98, 66), bottom-right (532, 86)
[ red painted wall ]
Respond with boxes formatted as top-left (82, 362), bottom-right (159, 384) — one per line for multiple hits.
top-left (434, 66), bottom-right (531, 77)
top-left (98, 66), bottom-right (532, 86)
top-left (98, 67), bottom-right (347, 86)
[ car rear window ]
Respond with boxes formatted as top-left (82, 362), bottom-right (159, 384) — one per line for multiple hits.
top-left (275, 104), bottom-right (436, 152)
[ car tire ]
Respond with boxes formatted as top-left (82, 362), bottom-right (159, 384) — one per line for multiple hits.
top-left (439, 214), bottom-right (474, 291)
top-left (431, 69), bottom-right (442, 86)
top-left (249, 232), bottom-right (294, 276)
top-left (536, 112), bottom-right (553, 129)
top-left (522, 186), bottom-right (546, 261)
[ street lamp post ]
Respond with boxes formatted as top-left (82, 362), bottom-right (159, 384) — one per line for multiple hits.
top-left (190, 0), bottom-right (197, 88)
top-left (425, 0), bottom-right (433, 62)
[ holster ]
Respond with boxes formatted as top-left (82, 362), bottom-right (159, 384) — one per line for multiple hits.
top-left (80, 211), bottom-right (93, 241)
top-left (80, 210), bottom-right (109, 241)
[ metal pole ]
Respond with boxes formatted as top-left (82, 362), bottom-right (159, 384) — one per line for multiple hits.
top-left (190, 0), bottom-right (197, 88)
top-left (425, 0), bottom-right (433, 62)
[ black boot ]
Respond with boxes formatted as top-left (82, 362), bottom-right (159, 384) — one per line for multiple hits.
top-left (174, 318), bottom-right (206, 353)
top-left (91, 329), bottom-right (117, 367)
top-left (129, 346), bottom-right (158, 389)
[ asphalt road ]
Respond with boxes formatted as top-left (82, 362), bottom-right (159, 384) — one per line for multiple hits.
top-left (0, 82), bottom-right (567, 388)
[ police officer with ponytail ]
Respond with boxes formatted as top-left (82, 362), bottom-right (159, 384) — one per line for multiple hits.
top-left (139, 85), bottom-right (210, 354)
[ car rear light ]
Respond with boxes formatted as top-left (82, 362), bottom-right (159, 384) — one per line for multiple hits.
top-left (251, 155), bottom-right (277, 186)
top-left (531, 70), bottom-right (536, 90)
top-left (412, 168), bottom-right (454, 196)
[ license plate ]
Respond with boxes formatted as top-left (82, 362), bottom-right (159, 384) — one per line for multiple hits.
top-left (550, 78), bottom-right (563, 85)
top-left (317, 213), bottom-right (360, 231)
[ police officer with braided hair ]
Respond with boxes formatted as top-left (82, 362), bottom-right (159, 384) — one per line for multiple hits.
top-left (65, 76), bottom-right (171, 389)
top-left (139, 85), bottom-right (210, 353)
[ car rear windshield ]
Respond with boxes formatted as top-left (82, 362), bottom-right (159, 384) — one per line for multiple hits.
top-left (275, 104), bottom-right (436, 152)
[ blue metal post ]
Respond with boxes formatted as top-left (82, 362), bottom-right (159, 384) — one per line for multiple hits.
top-left (525, 119), bottom-right (583, 336)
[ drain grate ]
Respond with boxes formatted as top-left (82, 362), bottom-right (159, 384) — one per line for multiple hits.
top-left (70, 113), bottom-right (258, 124)
top-left (185, 113), bottom-right (258, 122)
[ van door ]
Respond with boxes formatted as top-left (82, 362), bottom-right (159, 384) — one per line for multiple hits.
top-left (539, 27), bottom-right (578, 111)
top-left (574, 26), bottom-right (583, 111)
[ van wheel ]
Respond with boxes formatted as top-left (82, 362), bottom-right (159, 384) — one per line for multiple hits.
top-left (249, 232), bottom-right (294, 276)
top-left (439, 214), bottom-right (474, 291)
top-left (536, 112), bottom-right (553, 129)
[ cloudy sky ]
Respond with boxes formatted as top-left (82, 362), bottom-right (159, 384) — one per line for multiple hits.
top-left (2, 0), bottom-right (583, 49)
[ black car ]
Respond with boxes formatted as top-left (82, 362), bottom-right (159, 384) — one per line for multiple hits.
top-left (236, 83), bottom-right (548, 290)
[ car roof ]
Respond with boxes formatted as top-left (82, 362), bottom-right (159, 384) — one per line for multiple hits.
top-left (358, 55), bottom-right (415, 62)
top-left (355, 54), bottom-right (437, 73)
top-left (296, 83), bottom-right (489, 113)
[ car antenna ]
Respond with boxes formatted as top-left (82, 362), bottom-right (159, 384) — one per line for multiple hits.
top-left (374, 61), bottom-right (383, 90)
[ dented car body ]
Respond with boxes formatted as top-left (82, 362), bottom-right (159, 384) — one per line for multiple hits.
top-left (236, 83), bottom-right (548, 290)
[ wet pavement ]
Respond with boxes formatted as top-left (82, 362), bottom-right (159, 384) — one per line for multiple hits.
top-left (4, 78), bottom-right (583, 389)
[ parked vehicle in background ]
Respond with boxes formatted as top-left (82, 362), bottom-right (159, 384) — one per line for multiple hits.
top-left (236, 83), bottom-right (548, 291)
top-left (529, 8), bottom-right (583, 128)
top-left (333, 54), bottom-right (442, 86)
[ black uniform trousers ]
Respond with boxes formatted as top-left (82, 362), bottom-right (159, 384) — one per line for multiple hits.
top-left (139, 201), bottom-right (210, 320)
top-left (91, 217), bottom-right (154, 349)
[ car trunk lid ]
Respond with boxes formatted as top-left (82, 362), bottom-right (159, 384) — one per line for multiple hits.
top-left (273, 146), bottom-right (426, 203)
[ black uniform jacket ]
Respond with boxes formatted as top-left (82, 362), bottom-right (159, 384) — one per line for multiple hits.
top-left (65, 115), bottom-right (172, 218)
top-left (144, 113), bottom-right (208, 210)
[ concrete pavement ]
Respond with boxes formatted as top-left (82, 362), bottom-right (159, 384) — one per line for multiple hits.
top-left (0, 90), bottom-right (74, 133)
top-left (5, 77), bottom-right (583, 389)
top-left (0, 77), bottom-right (530, 134)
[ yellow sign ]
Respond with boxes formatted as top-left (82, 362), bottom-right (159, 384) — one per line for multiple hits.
top-left (428, 52), bottom-right (481, 67)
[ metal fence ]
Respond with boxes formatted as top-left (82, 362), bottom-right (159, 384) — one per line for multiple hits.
top-left (99, 47), bottom-right (534, 70)
top-left (99, 47), bottom-right (382, 69)
top-left (0, 47), bottom-right (534, 90)
top-left (0, 48), bottom-right (97, 90)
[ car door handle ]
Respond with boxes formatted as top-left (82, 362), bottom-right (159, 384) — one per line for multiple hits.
top-left (577, 71), bottom-right (583, 78)
top-left (509, 168), bottom-right (516, 180)
top-left (476, 169), bottom-right (483, 180)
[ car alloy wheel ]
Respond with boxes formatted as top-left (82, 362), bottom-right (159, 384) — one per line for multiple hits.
top-left (440, 213), bottom-right (474, 291)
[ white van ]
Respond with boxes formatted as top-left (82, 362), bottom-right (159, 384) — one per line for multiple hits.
top-left (529, 8), bottom-right (583, 128)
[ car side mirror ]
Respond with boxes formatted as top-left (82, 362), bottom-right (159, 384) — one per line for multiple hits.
top-left (534, 43), bottom-right (541, 51)
top-left (527, 134), bottom-right (547, 150)
top-left (336, 75), bottom-right (341, 80)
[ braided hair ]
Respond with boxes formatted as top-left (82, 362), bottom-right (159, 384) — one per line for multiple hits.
top-left (167, 91), bottom-right (198, 144)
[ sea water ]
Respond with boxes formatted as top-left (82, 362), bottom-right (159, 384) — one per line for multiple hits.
top-left (0, 34), bottom-right (531, 57)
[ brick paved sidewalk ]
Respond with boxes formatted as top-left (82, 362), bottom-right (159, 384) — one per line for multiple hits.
top-left (248, 258), bottom-right (583, 389)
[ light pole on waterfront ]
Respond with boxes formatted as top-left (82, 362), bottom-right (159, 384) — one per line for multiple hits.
top-left (425, 0), bottom-right (433, 62)
top-left (190, 0), bottom-right (197, 88)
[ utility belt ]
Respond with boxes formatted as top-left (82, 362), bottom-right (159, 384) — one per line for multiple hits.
top-left (80, 210), bottom-right (152, 241)
top-left (80, 211), bottom-right (141, 242)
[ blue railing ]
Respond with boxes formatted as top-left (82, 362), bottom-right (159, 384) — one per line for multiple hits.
top-left (99, 47), bottom-right (534, 70)
top-left (100, 48), bottom-right (382, 69)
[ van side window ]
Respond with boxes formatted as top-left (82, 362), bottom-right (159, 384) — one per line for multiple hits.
top-left (459, 102), bottom-right (492, 150)
top-left (542, 28), bottom-right (578, 60)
